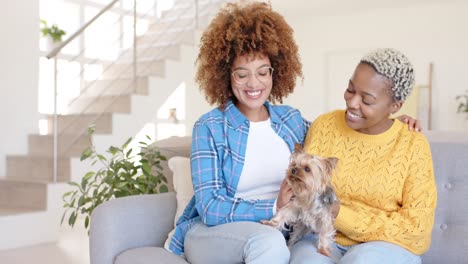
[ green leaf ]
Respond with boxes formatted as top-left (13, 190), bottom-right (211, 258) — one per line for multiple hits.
top-left (122, 137), bottom-right (132, 149)
top-left (80, 147), bottom-right (93, 161)
top-left (84, 216), bottom-right (90, 229)
top-left (159, 184), bottom-right (169, 193)
top-left (81, 178), bottom-right (88, 191)
top-left (78, 196), bottom-right (85, 207)
top-left (141, 161), bottom-right (151, 176)
top-left (87, 125), bottom-right (95, 136)
top-left (161, 176), bottom-right (168, 183)
top-left (68, 181), bottom-right (81, 189)
top-left (60, 211), bottom-right (68, 225)
top-left (108, 146), bottom-right (120, 155)
top-left (126, 148), bottom-right (133, 158)
top-left (116, 182), bottom-right (128, 189)
top-left (97, 154), bottom-right (107, 161)
top-left (83, 171), bottom-right (95, 181)
top-left (69, 211), bottom-right (77, 227)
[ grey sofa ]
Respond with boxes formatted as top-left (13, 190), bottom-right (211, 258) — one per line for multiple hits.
top-left (89, 131), bottom-right (468, 264)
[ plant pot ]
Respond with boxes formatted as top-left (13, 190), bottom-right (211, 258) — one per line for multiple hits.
top-left (44, 37), bottom-right (60, 52)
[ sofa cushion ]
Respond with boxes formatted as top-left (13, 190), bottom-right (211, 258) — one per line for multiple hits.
top-left (168, 156), bottom-right (194, 226)
top-left (115, 247), bottom-right (188, 264)
top-left (163, 156), bottom-right (194, 250)
top-left (148, 136), bottom-right (192, 192)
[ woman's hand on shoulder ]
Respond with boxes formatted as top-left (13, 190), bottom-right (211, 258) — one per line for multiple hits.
top-left (396, 114), bottom-right (422, 132)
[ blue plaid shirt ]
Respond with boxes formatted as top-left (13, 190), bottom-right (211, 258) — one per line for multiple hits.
top-left (169, 101), bottom-right (310, 255)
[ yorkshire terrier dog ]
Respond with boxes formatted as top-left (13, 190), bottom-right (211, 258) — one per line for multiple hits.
top-left (261, 144), bottom-right (338, 256)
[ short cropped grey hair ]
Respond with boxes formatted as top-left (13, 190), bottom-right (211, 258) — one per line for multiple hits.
top-left (361, 48), bottom-right (415, 101)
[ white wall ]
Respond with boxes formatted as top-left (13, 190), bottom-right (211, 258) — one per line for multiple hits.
top-left (282, 1), bottom-right (468, 131)
top-left (188, 1), bottom-right (468, 132)
top-left (0, 0), bottom-right (40, 175)
top-left (1, 1), bottom-right (466, 177)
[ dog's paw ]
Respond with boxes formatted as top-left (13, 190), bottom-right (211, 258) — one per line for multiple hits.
top-left (261, 219), bottom-right (281, 228)
top-left (318, 247), bottom-right (331, 257)
top-left (260, 220), bottom-right (275, 226)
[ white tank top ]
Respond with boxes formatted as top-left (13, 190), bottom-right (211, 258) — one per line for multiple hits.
top-left (235, 119), bottom-right (291, 200)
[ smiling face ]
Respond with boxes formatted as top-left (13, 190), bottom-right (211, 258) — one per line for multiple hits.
top-left (231, 54), bottom-right (273, 120)
top-left (344, 63), bottom-right (403, 135)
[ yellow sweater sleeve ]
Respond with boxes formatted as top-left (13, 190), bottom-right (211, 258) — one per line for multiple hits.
top-left (304, 110), bottom-right (437, 255)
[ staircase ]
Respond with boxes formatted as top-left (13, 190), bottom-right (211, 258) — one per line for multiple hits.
top-left (0, 0), bottom-right (226, 250)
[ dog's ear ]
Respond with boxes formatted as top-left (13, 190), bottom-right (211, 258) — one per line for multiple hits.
top-left (323, 157), bottom-right (338, 175)
top-left (294, 143), bottom-right (303, 153)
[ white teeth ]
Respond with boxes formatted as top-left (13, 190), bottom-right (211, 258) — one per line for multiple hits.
top-left (348, 111), bottom-right (363, 118)
top-left (247, 90), bottom-right (261, 96)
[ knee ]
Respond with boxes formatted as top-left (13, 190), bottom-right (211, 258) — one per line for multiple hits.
top-left (247, 224), bottom-right (288, 250)
top-left (290, 235), bottom-right (335, 264)
top-left (244, 225), bottom-right (290, 262)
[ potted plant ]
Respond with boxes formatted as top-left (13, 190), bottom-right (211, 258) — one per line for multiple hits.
top-left (456, 90), bottom-right (468, 118)
top-left (61, 126), bottom-right (169, 230)
top-left (40, 19), bottom-right (66, 50)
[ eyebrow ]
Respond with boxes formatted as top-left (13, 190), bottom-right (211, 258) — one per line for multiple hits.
top-left (232, 64), bottom-right (271, 71)
top-left (349, 79), bottom-right (377, 100)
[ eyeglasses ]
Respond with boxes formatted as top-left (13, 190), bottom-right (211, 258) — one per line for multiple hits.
top-left (231, 66), bottom-right (274, 85)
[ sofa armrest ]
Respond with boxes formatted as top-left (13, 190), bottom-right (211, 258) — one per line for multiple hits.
top-left (90, 192), bottom-right (177, 264)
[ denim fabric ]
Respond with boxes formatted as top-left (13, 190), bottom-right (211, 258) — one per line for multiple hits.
top-left (184, 221), bottom-right (290, 264)
top-left (290, 234), bottom-right (421, 264)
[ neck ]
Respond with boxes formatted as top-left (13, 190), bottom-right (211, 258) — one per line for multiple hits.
top-left (237, 104), bottom-right (269, 122)
top-left (358, 118), bottom-right (394, 135)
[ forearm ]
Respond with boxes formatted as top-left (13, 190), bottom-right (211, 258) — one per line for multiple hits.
top-left (335, 202), bottom-right (435, 254)
top-left (195, 191), bottom-right (276, 225)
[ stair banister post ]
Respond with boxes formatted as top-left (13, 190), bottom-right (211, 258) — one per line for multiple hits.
top-left (133, 0), bottom-right (137, 88)
top-left (195, 0), bottom-right (199, 29)
top-left (53, 56), bottom-right (58, 183)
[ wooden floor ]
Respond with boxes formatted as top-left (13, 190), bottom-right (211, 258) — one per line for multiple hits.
top-left (0, 218), bottom-right (89, 264)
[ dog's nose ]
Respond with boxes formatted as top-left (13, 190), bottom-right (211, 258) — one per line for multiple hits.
top-left (292, 168), bottom-right (297, 175)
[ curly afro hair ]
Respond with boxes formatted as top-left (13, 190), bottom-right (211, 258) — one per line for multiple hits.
top-left (361, 48), bottom-right (415, 102)
top-left (195, 1), bottom-right (303, 109)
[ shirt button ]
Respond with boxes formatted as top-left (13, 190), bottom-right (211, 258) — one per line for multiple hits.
top-left (440, 224), bottom-right (448, 230)
top-left (444, 183), bottom-right (452, 190)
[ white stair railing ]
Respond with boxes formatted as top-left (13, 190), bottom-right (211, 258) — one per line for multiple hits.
top-left (43, 0), bottom-right (227, 183)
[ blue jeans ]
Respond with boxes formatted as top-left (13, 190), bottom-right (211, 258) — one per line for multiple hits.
top-left (289, 234), bottom-right (421, 264)
top-left (184, 221), bottom-right (290, 264)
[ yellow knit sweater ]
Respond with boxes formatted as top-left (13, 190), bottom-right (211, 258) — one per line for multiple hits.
top-left (304, 110), bottom-right (437, 255)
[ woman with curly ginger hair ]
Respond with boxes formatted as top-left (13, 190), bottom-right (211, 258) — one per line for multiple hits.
top-left (167, 1), bottom-right (308, 263)
top-left (195, 1), bottom-right (302, 109)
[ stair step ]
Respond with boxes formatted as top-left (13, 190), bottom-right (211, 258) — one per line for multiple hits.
top-left (0, 207), bottom-right (42, 216)
top-left (147, 17), bottom-right (195, 33)
top-left (46, 113), bottom-right (113, 136)
top-left (161, 0), bottom-right (221, 21)
top-left (102, 60), bottom-right (165, 79)
top-left (0, 178), bottom-right (47, 210)
top-left (137, 29), bottom-right (194, 46)
top-left (120, 44), bottom-right (181, 62)
top-left (6, 156), bottom-right (70, 182)
top-left (28, 134), bottom-right (90, 158)
top-left (65, 95), bottom-right (132, 114)
top-left (82, 77), bottom-right (149, 97)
